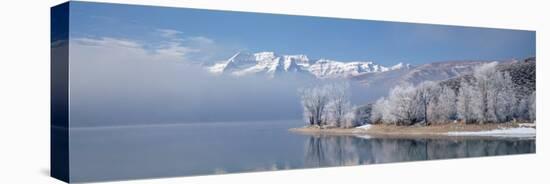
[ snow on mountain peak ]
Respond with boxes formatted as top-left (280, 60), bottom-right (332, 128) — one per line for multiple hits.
top-left (390, 62), bottom-right (411, 70)
top-left (253, 51), bottom-right (276, 59)
top-left (308, 59), bottom-right (390, 78)
top-left (208, 51), bottom-right (407, 79)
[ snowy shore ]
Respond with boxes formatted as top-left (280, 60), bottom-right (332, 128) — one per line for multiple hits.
top-left (446, 123), bottom-right (535, 138)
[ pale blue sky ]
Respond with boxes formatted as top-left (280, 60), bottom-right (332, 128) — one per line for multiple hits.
top-left (69, 1), bottom-right (536, 66)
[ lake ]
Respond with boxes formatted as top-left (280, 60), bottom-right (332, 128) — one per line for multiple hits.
top-left (69, 120), bottom-right (535, 182)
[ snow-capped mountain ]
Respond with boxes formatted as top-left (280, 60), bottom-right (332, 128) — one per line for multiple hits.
top-left (208, 52), bottom-right (311, 77)
top-left (208, 52), bottom-right (407, 79)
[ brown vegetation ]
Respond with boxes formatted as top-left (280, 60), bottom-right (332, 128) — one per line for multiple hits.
top-left (290, 121), bottom-right (534, 138)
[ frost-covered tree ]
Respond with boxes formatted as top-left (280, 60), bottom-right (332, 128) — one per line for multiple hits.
top-left (516, 97), bottom-right (530, 120)
top-left (490, 71), bottom-right (516, 122)
top-left (342, 107), bottom-right (357, 128)
top-left (529, 91), bottom-right (536, 122)
top-left (431, 85), bottom-right (457, 123)
top-left (415, 81), bottom-right (438, 125)
top-left (373, 82), bottom-right (452, 125)
top-left (457, 79), bottom-right (482, 124)
top-left (326, 83), bottom-right (353, 127)
top-left (386, 83), bottom-right (422, 125)
top-left (371, 97), bottom-right (391, 124)
top-left (473, 62), bottom-right (499, 123)
top-left (464, 62), bottom-right (518, 123)
top-left (299, 83), bottom-right (356, 128)
top-left (299, 85), bottom-right (331, 126)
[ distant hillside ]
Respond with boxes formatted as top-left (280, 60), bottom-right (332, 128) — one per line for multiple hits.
top-left (440, 58), bottom-right (535, 97)
top-left (352, 60), bottom-right (496, 87)
top-left (350, 59), bottom-right (501, 101)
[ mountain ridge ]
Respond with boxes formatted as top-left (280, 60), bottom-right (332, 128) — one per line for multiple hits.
top-left (207, 51), bottom-right (408, 79)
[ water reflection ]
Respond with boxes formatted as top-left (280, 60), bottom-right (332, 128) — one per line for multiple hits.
top-left (68, 121), bottom-right (536, 182)
top-left (304, 135), bottom-right (535, 167)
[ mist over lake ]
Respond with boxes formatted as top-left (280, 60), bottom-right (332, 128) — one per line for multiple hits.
top-left (70, 45), bottom-right (306, 126)
top-left (69, 40), bottom-right (380, 127)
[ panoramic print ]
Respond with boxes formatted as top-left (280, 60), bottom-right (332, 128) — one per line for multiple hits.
top-left (52, 1), bottom-right (536, 182)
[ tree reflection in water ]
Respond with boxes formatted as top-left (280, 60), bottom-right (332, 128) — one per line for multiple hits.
top-left (304, 135), bottom-right (535, 167)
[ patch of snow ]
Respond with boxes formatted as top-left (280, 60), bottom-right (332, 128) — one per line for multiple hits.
top-left (518, 123), bottom-right (536, 128)
top-left (390, 62), bottom-right (404, 70)
top-left (447, 127), bottom-right (536, 138)
top-left (352, 124), bottom-right (373, 137)
top-left (207, 63), bottom-right (227, 74)
top-left (355, 124), bottom-right (373, 130)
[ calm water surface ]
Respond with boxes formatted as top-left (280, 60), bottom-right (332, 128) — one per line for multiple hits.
top-left (69, 120), bottom-right (535, 182)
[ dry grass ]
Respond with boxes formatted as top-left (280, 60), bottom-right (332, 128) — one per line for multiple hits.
top-left (289, 121), bottom-right (533, 138)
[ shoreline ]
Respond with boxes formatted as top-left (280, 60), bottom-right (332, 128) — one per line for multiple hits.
top-left (289, 122), bottom-right (536, 138)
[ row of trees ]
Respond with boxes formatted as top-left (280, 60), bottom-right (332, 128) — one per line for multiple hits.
top-left (371, 62), bottom-right (536, 126)
top-left (299, 83), bottom-right (357, 128)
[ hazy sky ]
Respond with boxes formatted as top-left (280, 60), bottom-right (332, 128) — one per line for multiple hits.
top-left (69, 1), bottom-right (535, 66)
